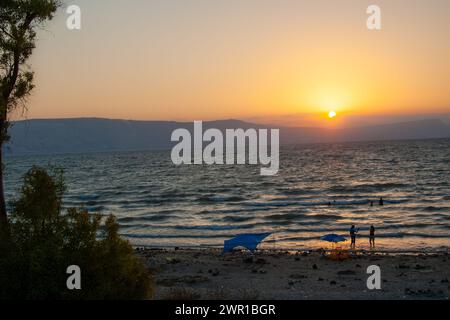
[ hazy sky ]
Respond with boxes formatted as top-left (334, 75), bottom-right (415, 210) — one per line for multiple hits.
top-left (15, 0), bottom-right (450, 127)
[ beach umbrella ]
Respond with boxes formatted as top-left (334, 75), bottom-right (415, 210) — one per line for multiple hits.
top-left (321, 234), bottom-right (347, 243)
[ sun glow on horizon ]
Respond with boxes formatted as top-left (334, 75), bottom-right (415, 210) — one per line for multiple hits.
top-left (328, 111), bottom-right (337, 119)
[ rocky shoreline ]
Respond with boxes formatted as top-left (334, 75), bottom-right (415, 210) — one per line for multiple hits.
top-left (137, 248), bottom-right (450, 300)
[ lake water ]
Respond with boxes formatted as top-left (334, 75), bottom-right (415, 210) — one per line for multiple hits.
top-left (5, 139), bottom-right (450, 252)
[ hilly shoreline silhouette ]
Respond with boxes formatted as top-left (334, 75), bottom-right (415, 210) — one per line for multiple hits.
top-left (5, 118), bottom-right (450, 156)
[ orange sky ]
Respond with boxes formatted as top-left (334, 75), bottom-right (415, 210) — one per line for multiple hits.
top-left (15, 0), bottom-right (450, 127)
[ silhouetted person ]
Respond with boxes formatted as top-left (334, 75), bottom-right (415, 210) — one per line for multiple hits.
top-left (349, 225), bottom-right (358, 249)
top-left (379, 197), bottom-right (384, 206)
top-left (370, 201), bottom-right (374, 207)
top-left (369, 225), bottom-right (376, 248)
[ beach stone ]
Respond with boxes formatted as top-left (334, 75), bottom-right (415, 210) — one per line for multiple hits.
top-left (243, 257), bottom-right (253, 264)
top-left (212, 269), bottom-right (220, 276)
top-left (398, 264), bottom-right (410, 269)
top-left (255, 258), bottom-right (266, 265)
top-left (289, 274), bottom-right (307, 280)
top-left (165, 257), bottom-right (181, 264)
top-left (157, 275), bottom-right (209, 286)
top-left (441, 278), bottom-right (448, 283)
top-left (337, 270), bottom-right (356, 276)
top-left (312, 264), bottom-right (318, 270)
top-left (318, 278), bottom-right (324, 281)
top-left (405, 288), bottom-right (415, 295)
top-left (330, 280), bottom-right (337, 285)
top-left (259, 269), bottom-right (267, 274)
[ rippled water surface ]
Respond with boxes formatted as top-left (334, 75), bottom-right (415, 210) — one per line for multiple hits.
top-left (5, 139), bottom-right (450, 251)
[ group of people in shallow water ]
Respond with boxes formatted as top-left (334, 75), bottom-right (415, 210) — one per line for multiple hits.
top-left (327, 197), bottom-right (384, 249)
top-left (349, 224), bottom-right (376, 249)
top-left (349, 197), bottom-right (383, 249)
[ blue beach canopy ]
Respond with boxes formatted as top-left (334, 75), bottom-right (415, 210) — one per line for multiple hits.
top-left (222, 233), bottom-right (272, 254)
top-left (321, 234), bottom-right (347, 243)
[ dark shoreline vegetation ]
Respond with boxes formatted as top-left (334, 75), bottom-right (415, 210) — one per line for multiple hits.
top-left (0, 166), bottom-right (154, 299)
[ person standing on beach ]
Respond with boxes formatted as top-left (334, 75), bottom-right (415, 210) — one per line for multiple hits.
top-left (349, 225), bottom-right (358, 249)
top-left (379, 197), bottom-right (384, 206)
top-left (369, 225), bottom-right (376, 248)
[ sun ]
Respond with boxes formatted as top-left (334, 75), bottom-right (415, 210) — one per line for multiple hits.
top-left (328, 111), bottom-right (337, 119)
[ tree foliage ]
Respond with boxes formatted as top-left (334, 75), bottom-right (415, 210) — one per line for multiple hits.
top-left (0, 0), bottom-right (60, 139)
top-left (0, 166), bottom-right (154, 299)
top-left (1, 0), bottom-right (61, 223)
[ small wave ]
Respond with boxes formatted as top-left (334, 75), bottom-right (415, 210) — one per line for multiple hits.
top-left (264, 213), bottom-right (300, 221)
top-left (118, 214), bottom-right (173, 223)
top-left (121, 233), bottom-right (234, 239)
top-left (198, 207), bottom-right (274, 215)
top-left (221, 216), bottom-right (255, 222)
top-left (375, 233), bottom-right (450, 239)
top-left (328, 182), bottom-right (408, 193)
top-left (421, 206), bottom-right (450, 212)
top-left (78, 194), bottom-right (101, 201)
top-left (85, 205), bottom-right (105, 212)
top-left (172, 224), bottom-right (253, 231)
top-left (278, 188), bottom-right (318, 196)
top-left (306, 213), bottom-right (343, 220)
top-left (242, 199), bottom-right (375, 209)
top-left (197, 194), bottom-right (246, 203)
top-left (384, 199), bottom-right (409, 204)
top-left (326, 200), bottom-right (369, 206)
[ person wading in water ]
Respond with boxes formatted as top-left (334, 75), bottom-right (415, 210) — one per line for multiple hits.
top-left (349, 225), bottom-right (359, 249)
top-left (369, 225), bottom-right (376, 248)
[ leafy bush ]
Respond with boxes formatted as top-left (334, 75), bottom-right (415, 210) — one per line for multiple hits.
top-left (0, 166), bottom-right (153, 299)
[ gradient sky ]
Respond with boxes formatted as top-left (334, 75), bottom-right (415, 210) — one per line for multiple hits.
top-left (13, 0), bottom-right (450, 127)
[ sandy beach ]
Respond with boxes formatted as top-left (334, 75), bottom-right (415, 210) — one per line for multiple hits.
top-left (138, 248), bottom-right (450, 300)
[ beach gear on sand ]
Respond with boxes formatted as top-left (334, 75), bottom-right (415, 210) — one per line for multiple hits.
top-left (321, 234), bottom-right (349, 261)
top-left (222, 233), bottom-right (272, 254)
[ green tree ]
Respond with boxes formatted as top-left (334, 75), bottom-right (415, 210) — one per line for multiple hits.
top-left (0, 166), bottom-right (154, 299)
top-left (0, 0), bottom-right (60, 225)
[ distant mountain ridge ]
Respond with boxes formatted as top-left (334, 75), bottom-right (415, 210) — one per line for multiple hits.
top-left (5, 117), bottom-right (450, 155)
